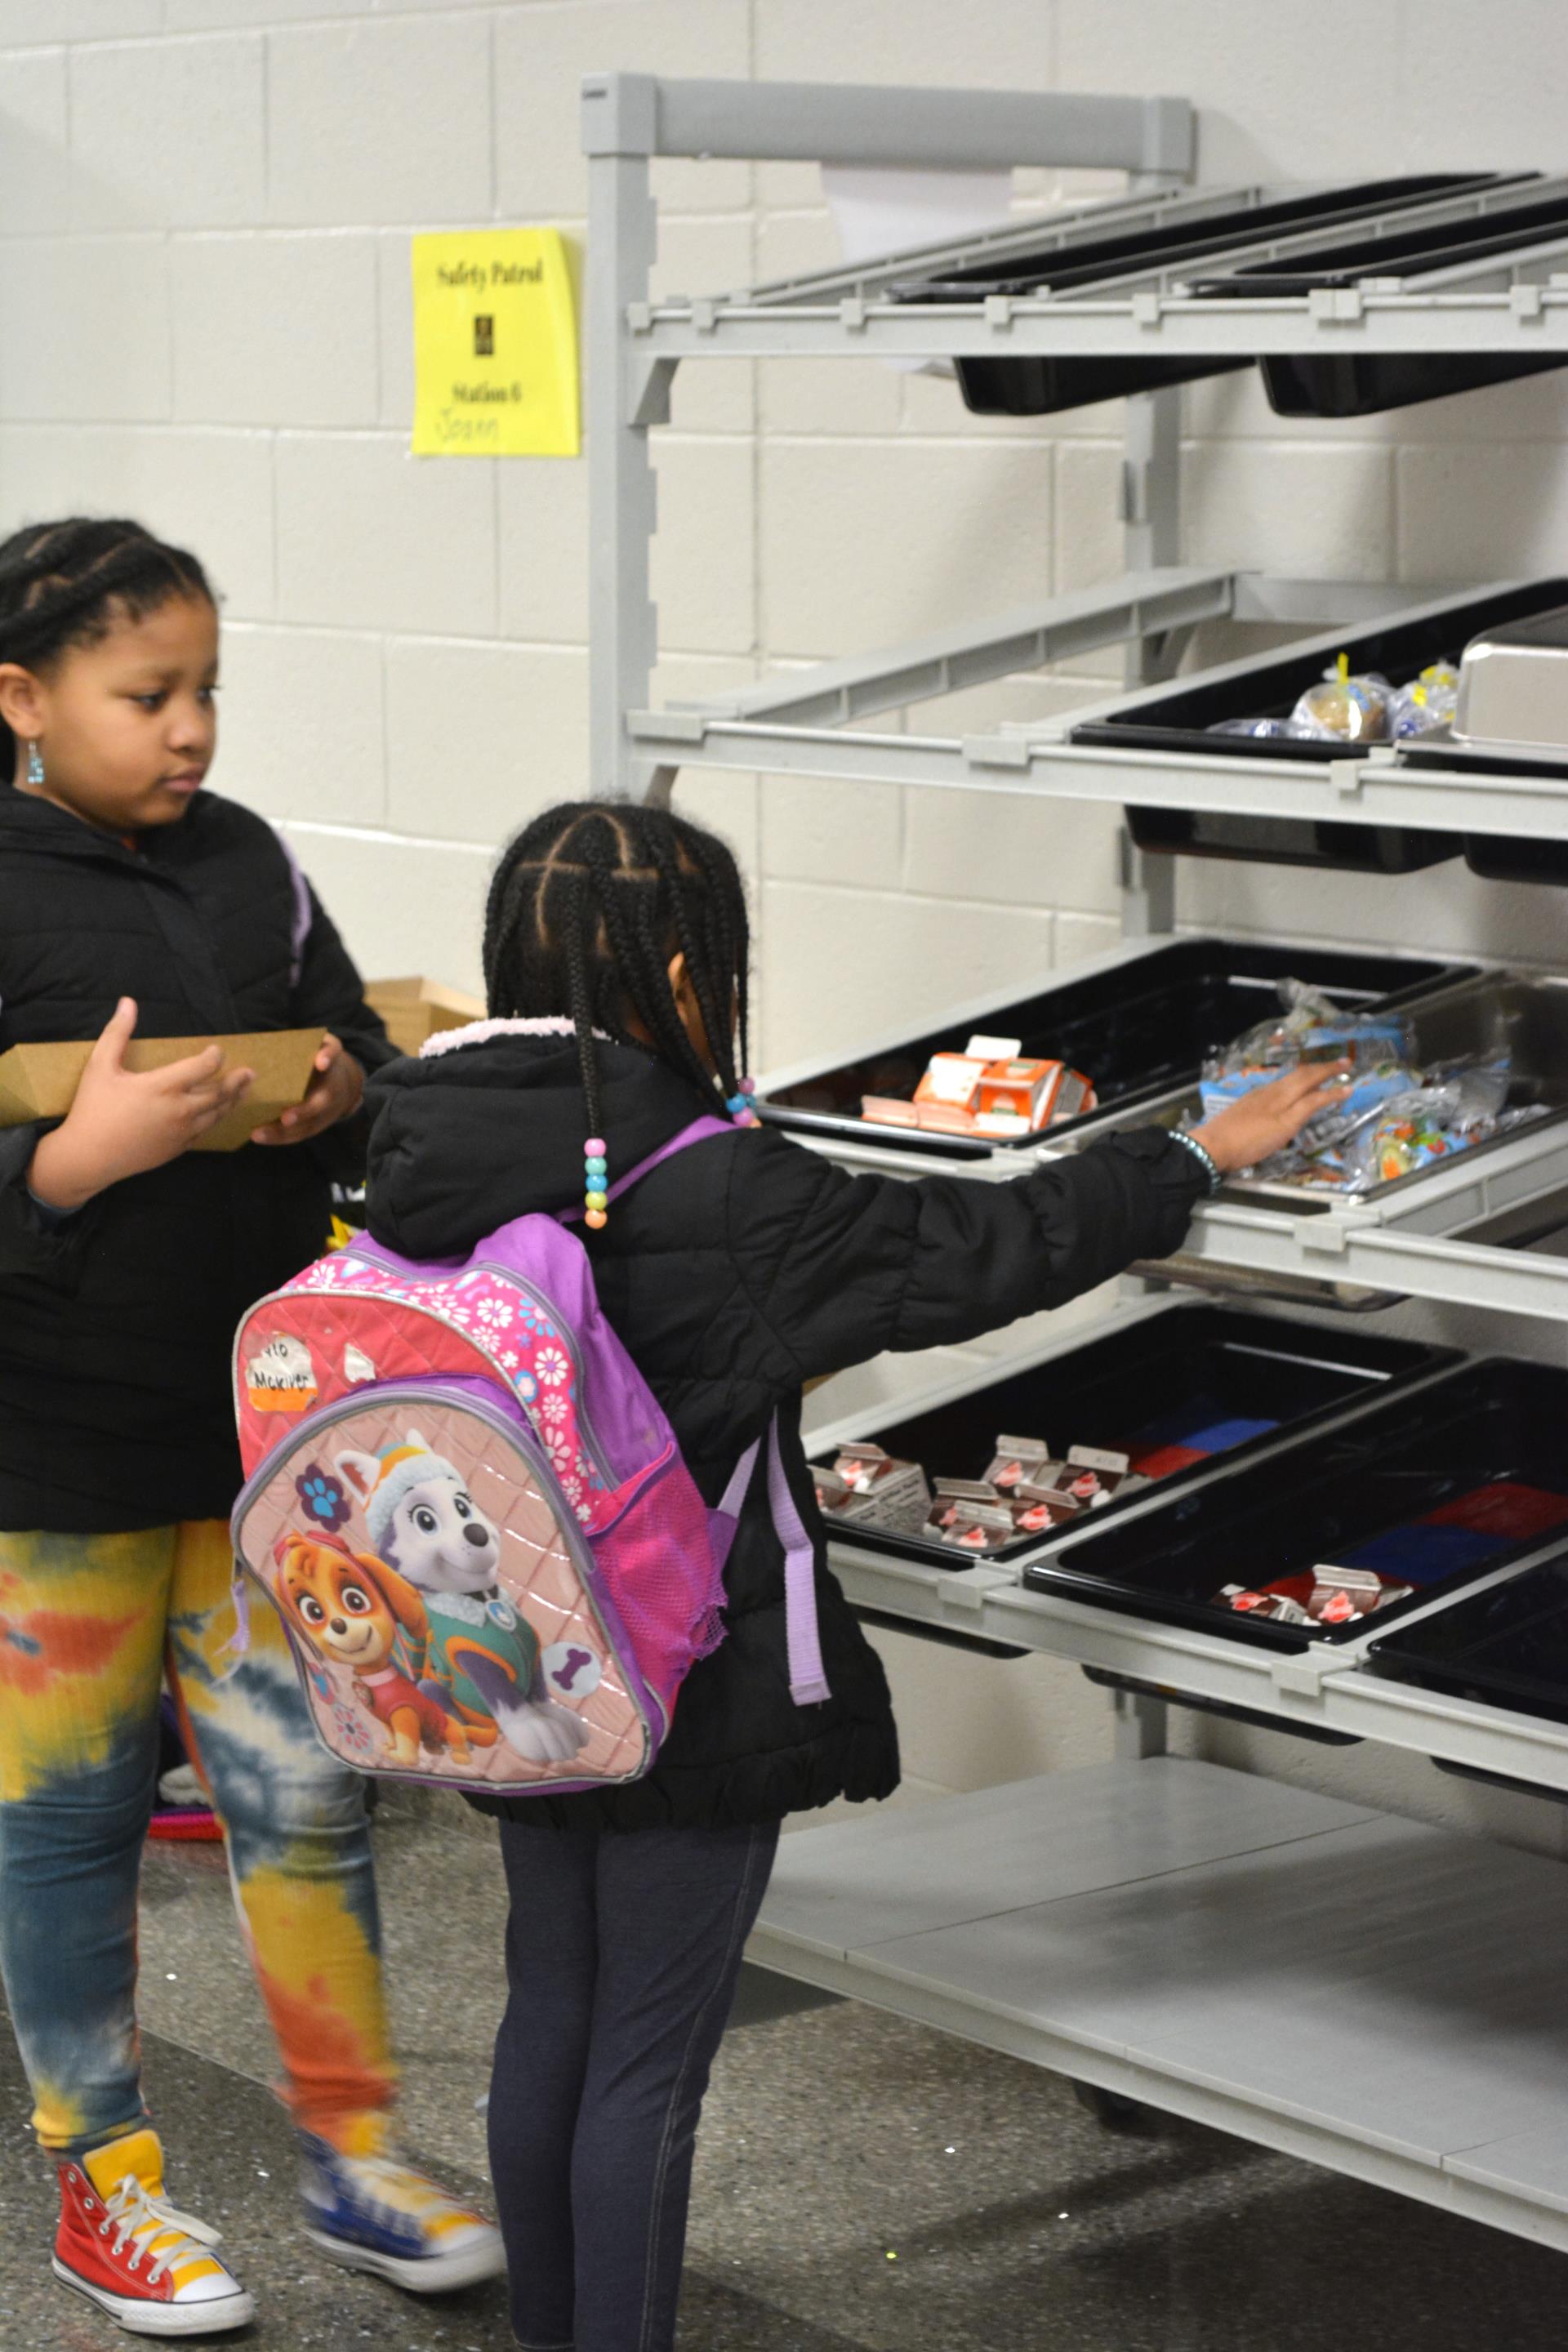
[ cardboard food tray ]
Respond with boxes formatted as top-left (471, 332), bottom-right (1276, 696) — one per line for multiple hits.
top-left (0, 1028), bottom-right (325, 1153)
top-left (365, 976), bottom-right (484, 1059)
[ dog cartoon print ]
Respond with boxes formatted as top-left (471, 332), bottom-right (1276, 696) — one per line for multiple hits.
top-left (272, 1530), bottom-right (473, 1770)
top-left (335, 1432), bottom-right (590, 1765)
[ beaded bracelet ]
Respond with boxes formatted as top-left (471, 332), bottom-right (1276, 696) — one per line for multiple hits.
top-left (1171, 1129), bottom-right (1223, 1198)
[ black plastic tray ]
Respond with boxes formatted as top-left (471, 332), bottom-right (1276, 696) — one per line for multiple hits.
top-left (1125, 806), bottom-right (1457, 873)
top-left (1369, 1548), bottom-right (1568, 1726)
top-left (756, 935), bottom-right (1471, 1162)
top-left (811, 1305), bottom-right (1449, 1569)
top-left (1195, 189), bottom-right (1568, 416)
top-left (1388, 744), bottom-right (1568, 886)
top-left (1026, 1356), bottom-right (1568, 1650)
top-left (1072, 579), bottom-right (1568, 872)
top-left (888, 175), bottom-right (1502, 419)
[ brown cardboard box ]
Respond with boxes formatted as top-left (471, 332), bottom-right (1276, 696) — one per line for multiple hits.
top-left (0, 1029), bottom-right (326, 1153)
top-left (366, 976), bottom-right (484, 1059)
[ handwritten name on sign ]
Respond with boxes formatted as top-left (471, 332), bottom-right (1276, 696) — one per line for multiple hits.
top-left (411, 229), bottom-right (580, 457)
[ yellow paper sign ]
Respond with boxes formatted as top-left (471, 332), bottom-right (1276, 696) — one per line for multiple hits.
top-left (411, 229), bottom-right (580, 457)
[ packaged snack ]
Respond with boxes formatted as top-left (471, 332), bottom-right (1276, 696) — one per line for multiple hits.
top-left (1389, 659), bottom-right (1459, 742)
top-left (1289, 653), bottom-right (1393, 743)
top-left (1328, 1056), bottom-right (1522, 1194)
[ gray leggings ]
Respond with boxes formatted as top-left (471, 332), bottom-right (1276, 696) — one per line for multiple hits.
top-left (489, 1815), bottom-right (780, 2352)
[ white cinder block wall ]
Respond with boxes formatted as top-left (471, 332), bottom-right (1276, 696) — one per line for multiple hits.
top-left (10, 0), bottom-right (1568, 1842)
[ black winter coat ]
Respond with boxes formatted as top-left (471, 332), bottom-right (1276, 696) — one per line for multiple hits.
top-left (0, 782), bottom-right (394, 1532)
top-left (364, 1029), bottom-right (1208, 1832)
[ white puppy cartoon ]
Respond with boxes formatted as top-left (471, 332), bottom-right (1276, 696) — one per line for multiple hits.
top-left (336, 1431), bottom-right (588, 1765)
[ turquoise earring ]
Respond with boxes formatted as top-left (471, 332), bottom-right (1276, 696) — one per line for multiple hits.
top-left (24, 740), bottom-right (43, 789)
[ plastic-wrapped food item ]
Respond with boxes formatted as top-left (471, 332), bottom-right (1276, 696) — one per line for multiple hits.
top-left (1198, 978), bottom-right (1417, 1147)
top-left (1204, 978), bottom-right (1412, 1080)
top-left (1334, 1057), bottom-right (1516, 1191)
top-left (1289, 653), bottom-right (1393, 743)
top-left (1389, 659), bottom-right (1459, 742)
top-left (1205, 715), bottom-right (1318, 740)
top-left (1195, 979), bottom-right (1539, 1195)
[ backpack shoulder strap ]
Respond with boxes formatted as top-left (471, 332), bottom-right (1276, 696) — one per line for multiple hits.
top-left (556, 1115), bottom-right (733, 1226)
top-left (768, 1415), bottom-right (831, 1708)
top-left (715, 1418), bottom-right (831, 1710)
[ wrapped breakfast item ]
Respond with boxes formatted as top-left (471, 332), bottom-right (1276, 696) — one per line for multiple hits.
top-left (1389, 659), bottom-right (1460, 741)
top-left (1267, 1054), bottom-right (1539, 1195)
top-left (1290, 653), bottom-right (1394, 742)
top-left (1205, 715), bottom-right (1318, 740)
top-left (1190, 977), bottom-right (1542, 1194)
top-left (1207, 653), bottom-right (1457, 749)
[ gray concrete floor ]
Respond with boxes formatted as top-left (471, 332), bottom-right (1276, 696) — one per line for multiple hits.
top-left (2, 1784), bottom-right (1566, 2348)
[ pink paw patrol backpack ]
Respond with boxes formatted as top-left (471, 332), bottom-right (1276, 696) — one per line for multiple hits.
top-left (230, 1118), bottom-right (829, 1793)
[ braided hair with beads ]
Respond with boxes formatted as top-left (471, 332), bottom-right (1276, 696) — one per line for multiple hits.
top-left (0, 518), bottom-right (215, 783)
top-left (483, 800), bottom-right (756, 1229)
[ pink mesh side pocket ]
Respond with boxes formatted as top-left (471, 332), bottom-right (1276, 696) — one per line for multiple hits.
top-left (592, 1454), bottom-right (729, 1717)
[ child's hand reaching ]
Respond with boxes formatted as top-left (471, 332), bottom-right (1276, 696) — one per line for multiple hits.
top-left (250, 1033), bottom-right (363, 1147)
top-left (1189, 1059), bottom-right (1355, 1175)
top-left (27, 998), bottom-right (256, 1211)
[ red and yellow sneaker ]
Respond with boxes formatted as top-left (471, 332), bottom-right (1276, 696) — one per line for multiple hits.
top-left (53, 2128), bottom-right (254, 2337)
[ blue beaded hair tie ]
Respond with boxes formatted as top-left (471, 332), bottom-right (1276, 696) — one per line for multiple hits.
top-left (726, 1076), bottom-right (760, 1129)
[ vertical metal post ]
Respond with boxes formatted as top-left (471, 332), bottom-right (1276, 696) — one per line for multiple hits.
top-left (1112, 1687), bottom-right (1170, 1761)
top-left (1116, 382), bottom-right (1183, 938)
top-left (586, 138), bottom-right (660, 800)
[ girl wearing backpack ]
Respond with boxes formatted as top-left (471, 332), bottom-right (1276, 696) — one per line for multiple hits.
top-left (0, 518), bottom-right (502, 2336)
top-left (363, 797), bottom-right (1346, 2352)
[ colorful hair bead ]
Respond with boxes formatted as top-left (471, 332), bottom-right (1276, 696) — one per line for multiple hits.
top-left (584, 1138), bottom-right (608, 1225)
top-left (724, 1085), bottom-right (761, 1129)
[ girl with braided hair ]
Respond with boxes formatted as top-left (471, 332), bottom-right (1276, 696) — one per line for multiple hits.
top-left (363, 796), bottom-right (1346, 2352)
top-left (0, 518), bottom-right (503, 2333)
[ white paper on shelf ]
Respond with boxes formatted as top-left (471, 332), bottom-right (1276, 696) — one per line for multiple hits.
top-left (822, 163), bottom-right (1015, 378)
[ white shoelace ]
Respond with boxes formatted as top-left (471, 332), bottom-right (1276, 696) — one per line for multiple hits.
top-left (97, 2176), bottom-right (221, 2287)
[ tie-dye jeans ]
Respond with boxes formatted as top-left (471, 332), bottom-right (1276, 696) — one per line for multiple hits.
top-left (0, 1520), bottom-right (396, 2162)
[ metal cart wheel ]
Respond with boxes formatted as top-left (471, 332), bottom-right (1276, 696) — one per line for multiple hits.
top-left (1071, 2079), bottom-right (1145, 2129)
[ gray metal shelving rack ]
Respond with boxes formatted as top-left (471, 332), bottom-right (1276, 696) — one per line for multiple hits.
top-left (583, 73), bottom-right (1568, 2253)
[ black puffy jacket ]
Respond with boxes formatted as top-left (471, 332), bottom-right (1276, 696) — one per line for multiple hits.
top-left (0, 782), bottom-right (394, 1532)
top-left (364, 1029), bottom-right (1207, 1831)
